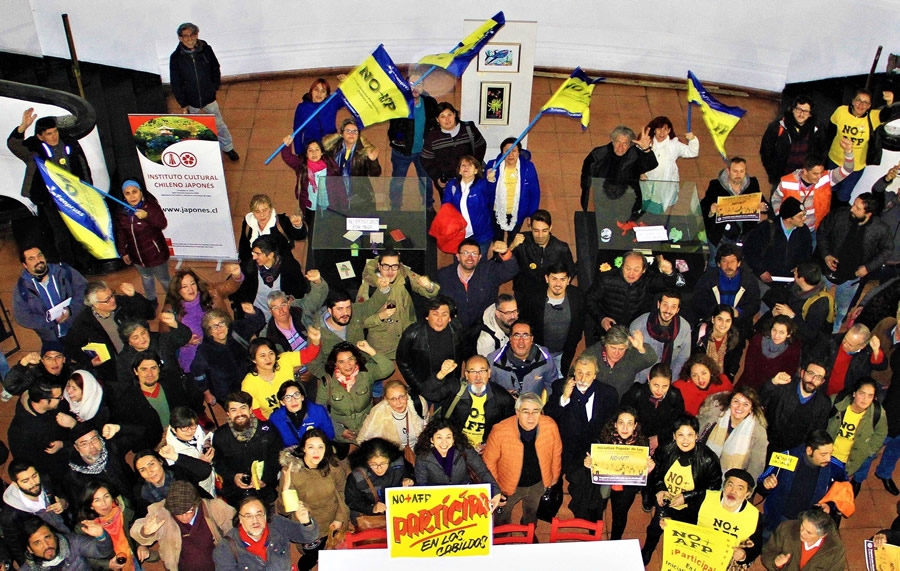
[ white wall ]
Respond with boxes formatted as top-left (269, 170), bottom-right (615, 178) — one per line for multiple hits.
top-left (2, 1), bottom-right (898, 92)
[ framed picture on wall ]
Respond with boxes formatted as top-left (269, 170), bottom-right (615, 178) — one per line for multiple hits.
top-left (477, 43), bottom-right (521, 73)
top-left (480, 82), bottom-right (511, 126)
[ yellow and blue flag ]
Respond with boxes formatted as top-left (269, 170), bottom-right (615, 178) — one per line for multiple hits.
top-left (540, 68), bottom-right (604, 129)
top-left (338, 45), bottom-right (414, 128)
top-left (35, 158), bottom-right (118, 259)
top-left (687, 71), bottom-right (746, 159)
top-left (417, 11), bottom-right (506, 77)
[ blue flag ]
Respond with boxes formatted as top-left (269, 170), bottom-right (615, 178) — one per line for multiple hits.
top-left (417, 12), bottom-right (506, 78)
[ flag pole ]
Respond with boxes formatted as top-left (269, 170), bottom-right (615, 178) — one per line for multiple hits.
top-left (687, 102), bottom-right (692, 133)
top-left (264, 92), bottom-right (340, 165)
top-left (85, 180), bottom-right (137, 213)
top-left (493, 112), bottom-right (545, 166)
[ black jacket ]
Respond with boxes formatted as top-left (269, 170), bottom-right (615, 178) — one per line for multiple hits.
top-left (620, 381), bottom-right (686, 445)
top-left (169, 40), bottom-right (221, 108)
top-left (544, 377), bottom-right (618, 468)
top-left (212, 420), bottom-right (284, 505)
top-left (396, 320), bottom-right (464, 399)
top-left (232, 255), bottom-right (310, 316)
top-left (699, 175), bottom-right (763, 246)
top-left (580, 143), bottom-right (658, 211)
top-left (760, 376), bottom-right (832, 452)
top-left (585, 267), bottom-right (680, 339)
top-left (6, 127), bottom-right (92, 204)
top-left (823, 332), bottom-right (888, 395)
top-left (115, 324), bottom-right (192, 385)
top-left (816, 208), bottom-right (893, 277)
top-left (112, 371), bottom-right (201, 452)
top-left (238, 214), bottom-right (308, 265)
top-left (66, 440), bottom-right (140, 507)
top-left (191, 332), bottom-right (252, 402)
top-left (519, 284), bottom-right (585, 376)
top-left (759, 113), bottom-right (828, 185)
top-left (512, 234), bottom-right (577, 301)
top-left (419, 378), bottom-right (515, 446)
top-left (8, 398), bottom-right (73, 483)
top-left (62, 293), bottom-right (156, 384)
top-left (690, 267), bottom-right (760, 339)
top-left (743, 219), bottom-right (813, 280)
top-left (651, 441), bottom-right (723, 510)
top-left (387, 94), bottom-right (438, 155)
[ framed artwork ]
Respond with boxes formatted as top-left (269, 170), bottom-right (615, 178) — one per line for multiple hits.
top-left (477, 43), bottom-right (521, 73)
top-left (480, 82), bottom-right (511, 125)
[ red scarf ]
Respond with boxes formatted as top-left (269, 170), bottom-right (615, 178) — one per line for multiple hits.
top-left (307, 159), bottom-right (327, 194)
top-left (239, 526), bottom-right (269, 562)
top-left (336, 365), bottom-right (360, 391)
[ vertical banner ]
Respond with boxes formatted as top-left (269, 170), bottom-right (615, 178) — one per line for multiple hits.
top-left (128, 114), bottom-right (238, 260)
top-left (387, 484), bottom-right (492, 558)
top-left (662, 520), bottom-right (736, 571)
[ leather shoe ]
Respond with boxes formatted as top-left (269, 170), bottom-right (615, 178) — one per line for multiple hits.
top-left (881, 477), bottom-right (900, 496)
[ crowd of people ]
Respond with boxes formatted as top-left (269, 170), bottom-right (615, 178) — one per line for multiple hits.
top-left (2, 19), bottom-right (900, 571)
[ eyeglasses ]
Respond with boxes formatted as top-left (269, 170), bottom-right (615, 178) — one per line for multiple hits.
top-left (239, 512), bottom-right (267, 520)
top-left (466, 369), bottom-right (489, 375)
top-left (379, 263), bottom-right (400, 271)
top-left (343, 129), bottom-right (359, 135)
top-left (282, 393), bottom-right (303, 402)
top-left (511, 333), bottom-right (532, 339)
top-left (209, 321), bottom-right (227, 330)
top-left (804, 371), bottom-right (826, 382)
top-left (94, 293), bottom-right (114, 304)
top-left (76, 436), bottom-right (102, 448)
top-left (387, 394), bottom-right (408, 402)
top-left (180, 33), bottom-right (198, 39)
top-left (852, 98), bottom-right (871, 106)
top-left (459, 251), bottom-right (480, 258)
top-left (269, 302), bottom-right (290, 312)
top-left (368, 462), bottom-right (389, 470)
top-left (497, 308), bottom-right (519, 316)
top-left (175, 424), bottom-right (197, 432)
top-left (793, 107), bottom-right (812, 116)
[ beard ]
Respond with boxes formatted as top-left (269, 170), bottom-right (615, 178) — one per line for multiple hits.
top-left (232, 414), bottom-right (251, 430)
top-left (31, 262), bottom-right (48, 278)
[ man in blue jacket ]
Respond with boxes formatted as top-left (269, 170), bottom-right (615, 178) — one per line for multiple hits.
top-left (437, 238), bottom-right (518, 329)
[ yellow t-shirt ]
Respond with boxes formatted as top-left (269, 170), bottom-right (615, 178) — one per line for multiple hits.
top-left (663, 459), bottom-right (695, 510)
top-left (241, 351), bottom-right (303, 419)
top-left (462, 393), bottom-right (487, 447)
top-left (697, 490), bottom-right (759, 543)
top-left (832, 407), bottom-right (865, 463)
top-left (829, 106), bottom-right (881, 171)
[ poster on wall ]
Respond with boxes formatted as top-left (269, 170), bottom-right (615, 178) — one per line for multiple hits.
top-left (480, 82), bottom-right (511, 126)
top-left (477, 43), bottom-right (520, 73)
top-left (128, 114), bottom-right (238, 260)
top-left (386, 484), bottom-right (492, 558)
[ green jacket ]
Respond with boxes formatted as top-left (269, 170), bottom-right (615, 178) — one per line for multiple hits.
top-left (354, 259), bottom-right (439, 359)
top-left (826, 395), bottom-right (888, 475)
top-left (316, 352), bottom-right (395, 442)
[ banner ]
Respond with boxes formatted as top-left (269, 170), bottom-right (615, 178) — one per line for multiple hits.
top-left (866, 539), bottom-right (900, 570)
top-left (128, 114), bottom-right (238, 260)
top-left (662, 520), bottom-right (736, 571)
top-left (417, 12), bottom-right (506, 77)
top-left (686, 71), bottom-right (746, 159)
top-left (540, 67), bottom-right (604, 130)
top-left (387, 484), bottom-right (492, 558)
top-left (590, 444), bottom-right (650, 485)
top-left (338, 45), bottom-right (414, 129)
top-left (714, 193), bottom-right (762, 223)
top-left (35, 159), bottom-right (118, 259)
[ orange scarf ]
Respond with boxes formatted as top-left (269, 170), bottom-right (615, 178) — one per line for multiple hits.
top-left (97, 502), bottom-right (134, 571)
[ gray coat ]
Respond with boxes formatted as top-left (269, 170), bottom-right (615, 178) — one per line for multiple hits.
top-left (629, 313), bottom-right (692, 383)
top-left (212, 515), bottom-right (320, 571)
top-left (575, 342), bottom-right (658, 400)
top-left (414, 446), bottom-right (500, 497)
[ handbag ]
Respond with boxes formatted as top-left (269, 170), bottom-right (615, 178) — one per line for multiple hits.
top-left (535, 481), bottom-right (564, 523)
top-left (354, 469), bottom-right (387, 530)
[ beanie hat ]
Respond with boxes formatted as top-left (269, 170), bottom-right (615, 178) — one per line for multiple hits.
top-left (121, 180), bottom-right (142, 191)
top-left (779, 196), bottom-right (804, 220)
top-left (41, 340), bottom-right (66, 355)
top-left (723, 468), bottom-right (755, 492)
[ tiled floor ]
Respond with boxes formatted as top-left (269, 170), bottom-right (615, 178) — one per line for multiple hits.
top-left (0, 71), bottom-right (887, 569)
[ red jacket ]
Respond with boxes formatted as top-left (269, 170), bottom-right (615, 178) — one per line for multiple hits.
top-left (483, 415), bottom-right (562, 496)
top-left (114, 198), bottom-right (169, 267)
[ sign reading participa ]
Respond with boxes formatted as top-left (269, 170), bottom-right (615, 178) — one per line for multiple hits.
top-left (387, 484), bottom-right (492, 558)
top-left (128, 114), bottom-right (238, 260)
top-left (715, 193), bottom-right (762, 223)
top-left (591, 444), bottom-right (650, 485)
top-left (662, 520), bottom-right (736, 571)
top-left (768, 452), bottom-right (798, 472)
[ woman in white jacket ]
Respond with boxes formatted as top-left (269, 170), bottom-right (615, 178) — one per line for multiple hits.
top-left (355, 379), bottom-right (428, 450)
top-left (640, 116), bottom-right (700, 213)
top-left (165, 406), bottom-right (217, 497)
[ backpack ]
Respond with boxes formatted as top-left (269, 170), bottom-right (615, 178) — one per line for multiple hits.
top-left (802, 290), bottom-right (836, 325)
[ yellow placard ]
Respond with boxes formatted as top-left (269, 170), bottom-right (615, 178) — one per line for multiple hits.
top-left (769, 452), bottom-right (798, 472)
top-left (874, 542), bottom-right (900, 570)
top-left (387, 484), bottom-right (492, 558)
top-left (662, 519), bottom-right (736, 571)
top-left (715, 193), bottom-right (762, 223)
top-left (81, 342), bottom-right (111, 364)
top-left (590, 444), bottom-right (650, 485)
